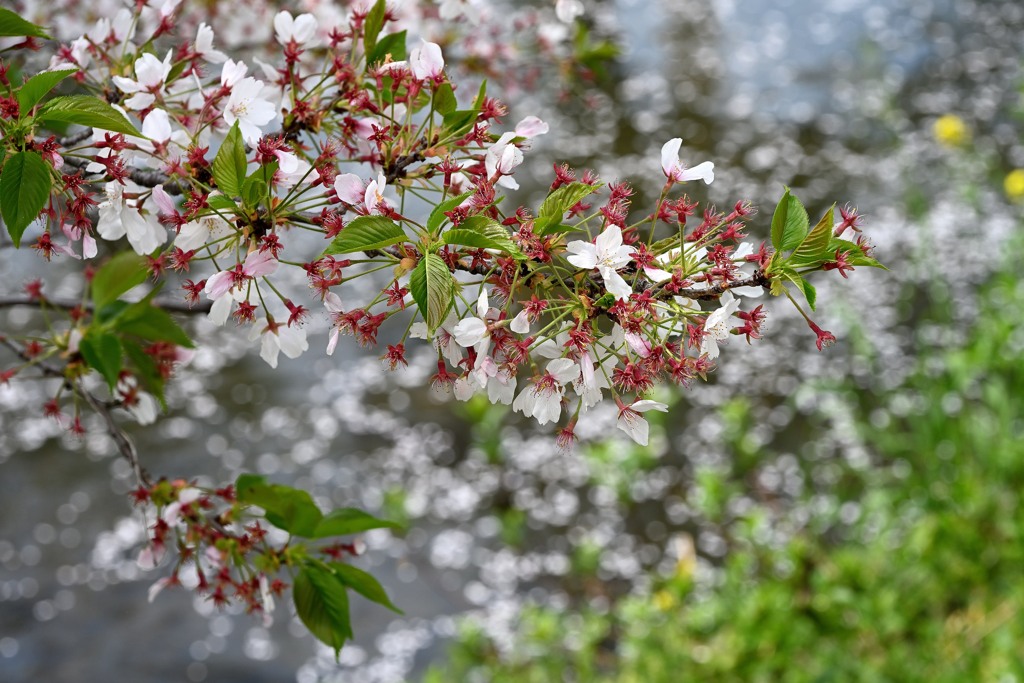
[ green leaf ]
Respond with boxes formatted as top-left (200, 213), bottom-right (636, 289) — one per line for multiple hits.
top-left (442, 109), bottom-right (478, 139)
top-left (0, 8), bottom-right (50, 38)
top-left (443, 216), bottom-right (523, 258)
top-left (828, 238), bottom-right (887, 269)
top-left (332, 563), bottom-right (402, 613)
top-left (427, 191), bottom-right (473, 234)
top-left (241, 175), bottom-right (268, 208)
top-left (36, 95), bottom-right (141, 136)
top-left (432, 82), bottom-right (457, 116)
top-left (789, 204), bottom-right (835, 266)
top-left (409, 253), bottom-right (455, 333)
top-left (293, 564), bottom-right (352, 657)
top-left (363, 0), bottom-right (387, 58)
top-left (770, 188), bottom-right (809, 254)
top-left (211, 122), bottom-right (247, 197)
top-left (312, 508), bottom-right (402, 538)
top-left (535, 182), bottom-right (600, 235)
top-left (0, 151), bottom-right (52, 247)
top-left (118, 305), bottom-right (194, 348)
top-left (17, 68), bottom-right (77, 112)
top-left (798, 277), bottom-right (817, 310)
top-left (367, 30), bottom-right (407, 66)
top-left (92, 253), bottom-right (148, 308)
top-left (207, 195), bottom-right (239, 212)
top-left (123, 340), bottom-right (166, 408)
top-left (234, 474), bottom-right (324, 537)
top-left (322, 215), bottom-right (407, 256)
top-left (472, 79), bottom-right (488, 111)
top-left (79, 331), bottom-right (123, 390)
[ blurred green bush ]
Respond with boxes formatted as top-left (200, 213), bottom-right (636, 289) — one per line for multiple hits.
top-left (428, 250), bottom-right (1024, 682)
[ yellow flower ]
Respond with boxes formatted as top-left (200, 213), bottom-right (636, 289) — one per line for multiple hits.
top-left (1005, 169), bottom-right (1024, 202)
top-left (933, 114), bottom-right (970, 147)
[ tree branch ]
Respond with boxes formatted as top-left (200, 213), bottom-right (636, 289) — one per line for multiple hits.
top-left (0, 296), bottom-right (212, 314)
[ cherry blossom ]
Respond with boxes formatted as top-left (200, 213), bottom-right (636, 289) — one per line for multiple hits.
top-left (661, 138), bottom-right (715, 185)
top-left (512, 358), bottom-right (581, 425)
top-left (273, 11), bottom-right (318, 47)
top-left (410, 41), bottom-right (445, 81)
top-left (701, 291), bottom-right (740, 359)
top-left (485, 132), bottom-right (524, 189)
top-left (112, 51), bottom-right (173, 110)
top-left (616, 399), bottom-right (669, 446)
top-left (565, 225), bottom-right (634, 301)
top-left (96, 183), bottom-right (166, 255)
top-left (223, 77), bottom-right (276, 145)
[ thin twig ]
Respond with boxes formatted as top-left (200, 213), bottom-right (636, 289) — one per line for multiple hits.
top-left (0, 337), bottom-right (151, 487)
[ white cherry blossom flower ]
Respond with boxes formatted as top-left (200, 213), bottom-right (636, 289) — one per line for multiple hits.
top-left (485, 132), bottom-right (524, 189)
top-left (112, 51), bottom-right (173, 110)
top-left (363, 173), bottom-right (392, 214)
top-left (701, 291), bottom-right (740, 359)
top-left (274, 11), bottom-right (318, 47)
top-left (97, 182), bottom-right (166, 255)
top-left (410, 312), bottom-right (463, 366)
top-left (195, 23), bottom-right (227, 63)
top-left (223, 77), bottom-right (276, 145)
top-left (512, 358), bottom-right (580, 425)
top-left (616, 399), bottom-right (669, 446)
top-left (410, 40), bottom-right (445, 80)
top-left (729, 242), bottom-right (766, 298)
top-left (661, 138), bottom-right (714, 185)
top-left (452, 289), bottom-right (494, 356)
top-left (252, 320), bottom-right (308, 368)
top-left (565, 225), bottom-right (634, 301)
top-left (220, 58), bottom-right (248, 88)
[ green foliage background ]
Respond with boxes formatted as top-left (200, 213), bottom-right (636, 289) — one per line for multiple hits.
top-left (427, 247), bottom-right (1024, 681)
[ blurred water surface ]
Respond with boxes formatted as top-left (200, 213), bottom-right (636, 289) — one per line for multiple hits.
top-left (1, 0), bottom-right (1022, 681)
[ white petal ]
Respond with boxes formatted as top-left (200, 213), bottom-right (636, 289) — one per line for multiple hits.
top-left (661, 138), bottom-right (682, 176)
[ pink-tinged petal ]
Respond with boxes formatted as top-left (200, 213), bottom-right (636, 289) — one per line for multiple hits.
top-left (204, 270), bottom-right (235, 299)
top-left (151, 184), bottom-right (175, 215)
top-left (514, 115), bottom-right (549, 138)
top-left (411, 40), bottom-right (444, 80)
top-left (243, 249), bottom-right (279, 276)
top-left (510, 310), bottom-right (530, 334)
top-left (643, 266), bottom-right (673, 282)
top-left (661, 137), bottom-right (682, 176)
top-left (326, 329), bottom-right (340, 356)
top-left (334, 173), bottom-right (364, 204)
top-left (624, 331), bottom-right (651, 358)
